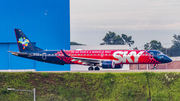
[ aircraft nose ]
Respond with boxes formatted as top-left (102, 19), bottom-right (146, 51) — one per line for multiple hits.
top-left (165, 56), bottom-right (172, 63)
top-left (167, 57), bottom-right (172, 63)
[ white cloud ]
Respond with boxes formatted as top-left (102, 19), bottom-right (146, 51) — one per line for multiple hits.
top-left (91, 23), bottom-right (180, 30)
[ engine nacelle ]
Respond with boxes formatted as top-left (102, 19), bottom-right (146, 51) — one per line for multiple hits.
top-left (100, 61), bottom-right (123, 69)
top-left (100, 61), bottom-right (115, 68)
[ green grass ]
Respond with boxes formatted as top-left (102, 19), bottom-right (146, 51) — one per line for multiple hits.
top-left (0, 72), bottom-right (180, 101)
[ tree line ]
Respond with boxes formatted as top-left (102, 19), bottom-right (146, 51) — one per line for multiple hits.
top-left (100, 31), bottom-right (134, 47)
top-left (143, 35), bottom-right (180, 57)
top-left (71, 31), bottom-right (180, 57)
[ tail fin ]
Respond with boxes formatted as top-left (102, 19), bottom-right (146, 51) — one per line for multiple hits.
top-left (14, 29), bottom-right (43, 52)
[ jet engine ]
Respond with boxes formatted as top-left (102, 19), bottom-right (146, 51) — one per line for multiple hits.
top-left (100, 61), bottom-right (115, 68)
top-left (100, 61), bottom-right (123, 69)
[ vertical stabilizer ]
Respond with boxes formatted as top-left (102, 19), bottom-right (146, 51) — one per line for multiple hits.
top-left (14, 29), bottom-right (43, 52)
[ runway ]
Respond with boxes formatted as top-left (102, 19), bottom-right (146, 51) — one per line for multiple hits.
top-left (46, 69), bottom-right (180, 73)
top-left (1, 69), bottom-right (180, 73)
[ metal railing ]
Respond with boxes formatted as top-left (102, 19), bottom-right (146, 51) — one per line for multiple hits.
top-left (7, 88), bottom-right (36, 101)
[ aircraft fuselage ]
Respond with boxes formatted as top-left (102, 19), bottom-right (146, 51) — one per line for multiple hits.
top-left (14, 50), bottom-right (172, 66)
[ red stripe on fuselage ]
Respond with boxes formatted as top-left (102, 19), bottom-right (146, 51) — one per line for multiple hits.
top-left (55, 50), bottom-right (161, 65)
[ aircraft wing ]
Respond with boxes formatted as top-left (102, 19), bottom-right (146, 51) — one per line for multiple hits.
top-left (61, 50), bottom-right (111, 64)
top-left (71, 57), bottom-right (101, 64)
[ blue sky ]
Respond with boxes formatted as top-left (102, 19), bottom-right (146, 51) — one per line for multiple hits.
top-left (70, 0), bottom-right (180, 49)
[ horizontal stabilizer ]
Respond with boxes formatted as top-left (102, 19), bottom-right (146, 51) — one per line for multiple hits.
top-left (8, 51), bottom-right (29, 56)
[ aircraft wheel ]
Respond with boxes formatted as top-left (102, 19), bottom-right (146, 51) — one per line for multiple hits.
top-left (95, 66), bottom-right (100, 70)
top-left (88, 67), bottom-right (93, 71)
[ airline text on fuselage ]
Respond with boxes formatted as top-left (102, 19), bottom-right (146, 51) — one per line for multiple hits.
top-left (113, 51), bottom-right (144, 63)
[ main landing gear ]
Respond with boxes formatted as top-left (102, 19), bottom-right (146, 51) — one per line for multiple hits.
top-left (88, 66), bottom-right (100, 71)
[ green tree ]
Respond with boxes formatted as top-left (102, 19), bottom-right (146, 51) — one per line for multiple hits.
top-left (101, 31), bottom-right (134, 47)
top-left (121, 34), bottom-right (134, 47)
top-left (144, 43), bottom-right (150, 50)
top-left (102, 31), bottom-right (116, 45)
top-left (168, 34), bottom-right (180, 56)
top-left (150, 40), bottom-right (162, 50)
top-left (169, 43), bottom-right (180, 56)
top-left (70, 42), bottom-right (85, 45)
top-left (113, 35), bottom-right (124, 45)
top-left (173, 34), bottom-right (180, 44)
top-left (144, 40), bottom-right (162, 50)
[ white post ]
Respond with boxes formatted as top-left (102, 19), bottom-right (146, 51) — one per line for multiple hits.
top-left (147, 64), bottom-right (149, 70)
top-left (34, 88), bottom-right (36, 101)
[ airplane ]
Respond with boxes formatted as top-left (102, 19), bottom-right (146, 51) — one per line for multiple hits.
top-left (9, 29), bottom-right (172, 70)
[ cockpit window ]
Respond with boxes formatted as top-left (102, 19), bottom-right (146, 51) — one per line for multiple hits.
top-left (148, 51), bottom-right (164, 56)
top-left (158, 52), bottom-right (164, 55)
top-left (157, 55), bottom-right (164, 59)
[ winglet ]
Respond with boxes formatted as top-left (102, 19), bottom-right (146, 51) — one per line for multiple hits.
top-left (61, 50), bottom-right (70, 57)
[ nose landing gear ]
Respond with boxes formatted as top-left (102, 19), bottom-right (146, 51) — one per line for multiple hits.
top-left (153, 64), bottom-right (157, 70)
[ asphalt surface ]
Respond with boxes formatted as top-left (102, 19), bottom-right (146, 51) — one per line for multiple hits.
top-left (48, 69), bottom-right (180, 73)
top-left (1, 69), bottom-right (180, 73)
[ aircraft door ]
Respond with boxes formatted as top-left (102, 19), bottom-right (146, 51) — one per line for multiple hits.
top-left (101, 51), bottom-right (104, 58)
top-left (42, 53), bottom-right (47, 60)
